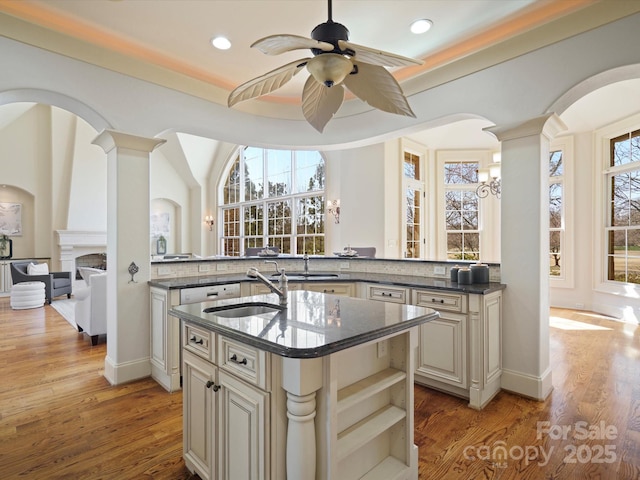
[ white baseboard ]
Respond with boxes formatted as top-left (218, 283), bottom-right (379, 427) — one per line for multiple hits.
top-left (104, 355), bottom-right (151, 385)
top-left (501, 367), bottom-right (553, 401)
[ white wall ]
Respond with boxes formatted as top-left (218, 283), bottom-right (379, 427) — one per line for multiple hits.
top-left (150, 149), bottom-right (192, 253)
top-left (325, 144), bottom-right (388, 255)
top-left (66, 111), bottom-right (108, 231)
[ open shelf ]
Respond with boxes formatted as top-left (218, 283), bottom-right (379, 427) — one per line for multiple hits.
top-left (337, 368), bottom-right (406, 414)
top-left (337, 405), bottom-right (406, 461)
top-left (360, 456), bottom-right (409, 480)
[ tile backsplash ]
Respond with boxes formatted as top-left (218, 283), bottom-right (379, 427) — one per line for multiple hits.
top-left (151, 257), bottom-right (501, 283)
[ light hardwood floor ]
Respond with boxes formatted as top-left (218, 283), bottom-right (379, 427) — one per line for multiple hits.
top-left (1, 299), bottom-right (638, 479)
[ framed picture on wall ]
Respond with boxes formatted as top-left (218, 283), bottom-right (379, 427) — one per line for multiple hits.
top-left (150, 212), bottom-right (170, 237)
top-left (0, 202), bottom-right (22, 235)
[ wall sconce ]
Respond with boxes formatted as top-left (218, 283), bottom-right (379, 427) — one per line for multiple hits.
top-left (476, 163), bottom-right (501, 199)
top-left (327, 199), bottom-right (340, 224)
top-left (204, 215), bottom-right (215, 231)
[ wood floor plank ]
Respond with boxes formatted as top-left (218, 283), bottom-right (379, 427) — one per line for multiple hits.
top-left (1, 298), bottom-right (638, 479)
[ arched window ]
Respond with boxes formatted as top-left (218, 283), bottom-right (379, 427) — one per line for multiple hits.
top-left (220, 146), bottom-right (325, 256)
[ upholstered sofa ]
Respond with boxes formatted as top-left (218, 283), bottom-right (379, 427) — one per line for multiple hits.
top-left (74, 272), bottom-right (107, 346)
top-left (10, 261), bottom-right (73, 304)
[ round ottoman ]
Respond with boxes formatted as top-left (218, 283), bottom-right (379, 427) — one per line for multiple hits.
top-left (11, 281), bottom-right (46, 309)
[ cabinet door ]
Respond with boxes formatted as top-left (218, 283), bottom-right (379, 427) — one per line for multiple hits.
top-left (0, 261), bottom-right (10, 293)
top-left (150, 287), bottom-right (181, 392)
top-left (150, 288), bottom-right (168, 372)
top-left (416, 311), bottom-right (467, 388)
top-left (183, 350), bottom-right (217, 480)
top-left (218, 370), bottom-right (269, 480)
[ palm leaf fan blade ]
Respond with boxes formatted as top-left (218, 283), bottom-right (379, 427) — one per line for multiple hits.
top-left (343, 61), bottom-right (416, 117)
top-left (228, 59), bottom-right (310, 107)
top-left (338, 40), bottom-right (424, 67)
top-left (252, 34), bottom-right (334, 55)
top-left (302, 77), bottom-right (345, 132)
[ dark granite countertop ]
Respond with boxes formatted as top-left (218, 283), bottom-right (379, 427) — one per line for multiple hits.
top-left (150, 271), bottom-right (505, 295)
top-left (170, 291), bottom-right (439, 358)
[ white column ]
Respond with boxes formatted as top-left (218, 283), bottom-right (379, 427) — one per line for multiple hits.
top-left (281, 357), bottom-right (323, 480)
top-left (92, 130), bottom-right (166, 385)
top-left (485, 114), bottom-right (566, 401)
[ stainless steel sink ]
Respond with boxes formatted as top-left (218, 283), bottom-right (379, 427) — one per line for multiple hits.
top-left (204, 302), bottom-right (284, 318)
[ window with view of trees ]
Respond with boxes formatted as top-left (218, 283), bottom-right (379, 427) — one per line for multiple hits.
top-left (404, 151), bottom-right (424, 258)
top-left (221, 147), bottom-right (325, 256)
top-left (549, 150), bottom-right (563, 276)
top-left (444, 161), bottom-right (480, 260)
top-left (606, 129), bottom-right (640, 284)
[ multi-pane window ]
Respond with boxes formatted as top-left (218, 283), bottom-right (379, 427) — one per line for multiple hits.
top-left (444, 162), bottom-right (479, 260)
top-left (606, 129), bottom-right (640, 284)
top-left (549, 150), bottom-right (563, 276)
top-left (220, 147), bottom-right (325, 256)
top-left (404, 151), bottom-right (424, 258)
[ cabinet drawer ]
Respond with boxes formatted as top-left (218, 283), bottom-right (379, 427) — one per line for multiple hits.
top-left (218, 336), bottom-right (268, 390)
top-left (366, 284), bottom-right (408, 304)
top-left (412, 289), bottom-right (467, 313)
top-left (305, 282), bottom-right (354, 297)
top-left (250, 282), bottom-right (302, 295)
top-left (183, 323), bottom-right (215, 362)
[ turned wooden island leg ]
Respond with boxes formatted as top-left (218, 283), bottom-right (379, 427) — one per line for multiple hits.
top-left (286, 392), bottom-right (317, 478)
top-left (282, 357), bottom-right (322, 480)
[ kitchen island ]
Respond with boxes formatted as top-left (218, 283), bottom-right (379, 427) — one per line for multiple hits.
top-left (170, 290), bottom-right (438, 480)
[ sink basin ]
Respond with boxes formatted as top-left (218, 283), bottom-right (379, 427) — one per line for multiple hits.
top-left (204, 302), bottom-right (284, 318)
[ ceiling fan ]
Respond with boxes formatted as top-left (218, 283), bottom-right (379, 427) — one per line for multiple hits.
top-left (227, 0), bottom-right (424, 132)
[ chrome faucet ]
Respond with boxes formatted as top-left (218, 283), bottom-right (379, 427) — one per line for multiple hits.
top-left (247, 267), bottom-right (288, 306)
top-left (264, 259), bottom-right (280, 275)
top-left (303, 254), bottom-right (309, 275)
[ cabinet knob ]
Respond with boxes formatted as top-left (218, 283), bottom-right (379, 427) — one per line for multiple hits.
top-left (206, 380), bottom-right (220, 392)
top-left (230, 354), bottom-right (248, 365)
top-left (190, 335), bottom-right (203, 344)
top-left (432, 298), bottom-right (444, 304)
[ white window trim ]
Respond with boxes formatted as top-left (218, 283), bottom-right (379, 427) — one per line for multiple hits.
top-left (436, 149), bottom-right (496, 261)
top-left (593, 112), bottom-right (640, 298)
top-left (549, 135), bottom-right (574, 289)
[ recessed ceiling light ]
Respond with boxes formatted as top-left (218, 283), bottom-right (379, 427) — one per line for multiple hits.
top-left (211, 36), bottom-right (231, 50)
top-left (410, 19), bottom-right (433, 34)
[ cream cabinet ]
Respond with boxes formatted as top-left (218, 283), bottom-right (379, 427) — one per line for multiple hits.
top-left (0, 260), bottom-right (12, 295)
top-left (178, 314), bottom-right (423, 479)
top-left (183, 349), bottom-right (216, 480)
top-left (150, 287), bottom-right (181, 392)
top-left (150, 284), bottom-right (240, 392)
top-left (363, 283), bottom-right (410, 304)
top-left (250, 281), bottom-right (354, 297)
top-left (412, 288), bottom-right (502, 409)
top-left (249, 282), bottom-right (302, 295)
top-left (182, 324), bottom-right (270, 480)
top-left (364, 282), bottom-right (503, 410)
top-left (413, 290), bottom-right (468, 390)
top-left (302, 281), bottom-right (354, 296)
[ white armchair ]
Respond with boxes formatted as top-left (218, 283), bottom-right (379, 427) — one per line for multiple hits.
top-left (75, 272), bottom-right (107, 345)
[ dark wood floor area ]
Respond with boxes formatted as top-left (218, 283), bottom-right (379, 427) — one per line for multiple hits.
top-left (1, 298), bottom-right (639, 479)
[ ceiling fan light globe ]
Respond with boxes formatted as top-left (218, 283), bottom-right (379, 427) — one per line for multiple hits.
top-left (307, 54), bottom-right (353, 88)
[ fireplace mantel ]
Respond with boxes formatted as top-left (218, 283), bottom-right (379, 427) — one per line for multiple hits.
top-left (56, 230), bottom-right (107, 273)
